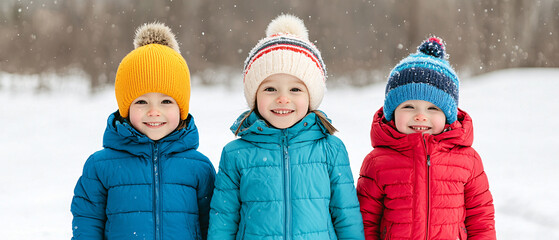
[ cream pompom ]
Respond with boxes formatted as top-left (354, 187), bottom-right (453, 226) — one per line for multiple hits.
top-left (265, 14), bottom-right (309, 41)
top-left (133, 22), bottom-right (180, 53)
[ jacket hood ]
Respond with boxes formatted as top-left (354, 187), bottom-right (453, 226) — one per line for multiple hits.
top-left (230, 110), bottom-right (329, 148)
top-left (370, 107), bottom-right (474, 151)
top-left (102, 111), bottom-right (200, 157)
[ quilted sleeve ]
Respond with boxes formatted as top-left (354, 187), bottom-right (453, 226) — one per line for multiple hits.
top-left (70, 156), bottom-right (107, 240)
top-left (328, 139), bottom-right (365, 240)
top-left (464, 151), bottom-right (496, 240)
top-left (208, 149), bottom-right (241, 240)
top-left (197, 158), bottom-right (217, 240)
top-left (356, 152), bottom-right (384, 240)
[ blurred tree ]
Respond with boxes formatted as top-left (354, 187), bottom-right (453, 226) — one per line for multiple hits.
top-left (0, 0), bottom-right (557, 92)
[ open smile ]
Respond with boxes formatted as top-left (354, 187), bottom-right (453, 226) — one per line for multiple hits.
top-left (144, 122), bottom-right (167, 127)
top-left (271, 109), bottom-right (294, 115)
top-left (409, 125), bottom-right (431, 132)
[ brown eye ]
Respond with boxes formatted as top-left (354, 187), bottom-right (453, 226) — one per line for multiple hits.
top-left (162, 99), bottom-right (173, 104)
top-left (135, 100), bottom-right (147, 104)
top-left (263, 87), bottom-right (276, 92)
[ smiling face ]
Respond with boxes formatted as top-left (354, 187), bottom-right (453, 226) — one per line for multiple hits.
top-left (256, 73), bottom-right (310, 129)
top-left (394, 100), bottom-right (446, 135)
top-left (129, 92), bottom-right (180, 141)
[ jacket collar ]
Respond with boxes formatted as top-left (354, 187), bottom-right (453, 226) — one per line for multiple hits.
top-left (370, 107), bottom-right (474, 151)
top-left (230, 110), bottom-right (329, 148)
top-left (102, 111), bottom-right (200, 157)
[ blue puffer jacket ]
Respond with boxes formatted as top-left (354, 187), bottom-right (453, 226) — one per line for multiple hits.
top-left (71, 112), bottom-right (216, 240)
top-left (208, 111), bottom-right (364, 240)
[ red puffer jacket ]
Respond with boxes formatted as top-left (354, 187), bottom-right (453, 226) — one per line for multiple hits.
top-left (357, 108), bottom-right (495, 240)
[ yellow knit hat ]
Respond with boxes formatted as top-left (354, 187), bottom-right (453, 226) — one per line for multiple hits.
top-left (115, 22), bottom-right (191, 120)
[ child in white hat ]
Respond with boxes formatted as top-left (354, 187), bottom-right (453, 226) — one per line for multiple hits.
top-left (208, 14), bottom-right (364, 240)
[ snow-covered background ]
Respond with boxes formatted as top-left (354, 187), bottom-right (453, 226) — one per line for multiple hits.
top-left (1, 68), bottom-right (558, 239)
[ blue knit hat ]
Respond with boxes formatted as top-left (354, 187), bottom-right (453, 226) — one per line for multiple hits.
top-left (383, 37), bottom-right (459, 124)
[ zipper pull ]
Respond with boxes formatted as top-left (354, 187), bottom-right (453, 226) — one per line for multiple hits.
top-left (427, 155), bottom-right (431, 166)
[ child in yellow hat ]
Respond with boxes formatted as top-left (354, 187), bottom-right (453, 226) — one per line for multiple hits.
top-left (70, 22), bottom-right (215, 239)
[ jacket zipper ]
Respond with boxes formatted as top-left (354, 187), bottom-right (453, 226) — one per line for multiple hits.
top-left (281, 130), bottom-right (292, 240)
top-left (153, 143), bottom-right (161, 240)
top-left (423, 137), bottom-right (431, 240)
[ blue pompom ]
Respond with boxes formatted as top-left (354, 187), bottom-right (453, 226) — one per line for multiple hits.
top-left (418, 37), bottom-right (445, 59)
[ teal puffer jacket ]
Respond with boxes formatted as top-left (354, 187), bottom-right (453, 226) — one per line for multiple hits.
top-left (209, 111), bottom-right (364, 240)
top-left (71, 112), bottom-right (216, 240)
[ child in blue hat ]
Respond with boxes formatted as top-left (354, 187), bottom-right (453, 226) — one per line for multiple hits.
top-left (357, 37), bottom-right (496, 240)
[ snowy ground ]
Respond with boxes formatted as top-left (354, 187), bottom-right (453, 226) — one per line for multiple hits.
top-left (1, 68), bottom-right (558, 239)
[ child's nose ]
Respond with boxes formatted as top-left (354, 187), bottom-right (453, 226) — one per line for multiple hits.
top-left (147, 107), bottom-right (161, 117)
top-left (277, 95), bottom-right (290, 104)
top-left (414, 113), bottom-right (427, 122)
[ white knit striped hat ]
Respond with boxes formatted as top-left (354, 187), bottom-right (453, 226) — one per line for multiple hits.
top-left (243, 14), bottom-right (327, 110)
